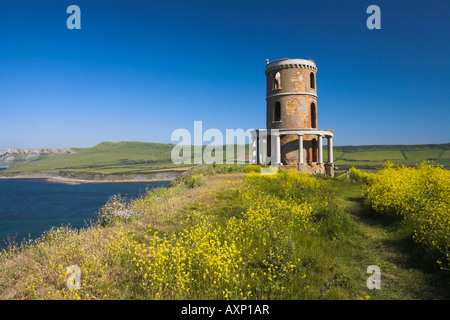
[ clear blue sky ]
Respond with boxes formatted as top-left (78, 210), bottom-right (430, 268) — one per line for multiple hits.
top-left (0, 0), bottom-right (449, 149)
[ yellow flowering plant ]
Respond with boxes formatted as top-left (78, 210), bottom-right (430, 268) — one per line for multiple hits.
top-left (360, 162), bottom-right (450, 270)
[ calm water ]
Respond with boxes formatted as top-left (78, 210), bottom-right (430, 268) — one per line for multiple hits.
top-left (0, 179), bottom-right (169, 248)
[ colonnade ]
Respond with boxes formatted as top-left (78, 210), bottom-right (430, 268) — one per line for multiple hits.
top-left (251, 129), bottom-right (334, 168)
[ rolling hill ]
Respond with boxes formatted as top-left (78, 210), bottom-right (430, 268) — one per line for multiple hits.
top-left (0, 141), bottom-right (187, 180)
top-left (0, 141), bottom-right (448, 180)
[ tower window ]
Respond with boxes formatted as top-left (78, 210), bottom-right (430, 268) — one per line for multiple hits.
top-left (274, 102), bottom-right (281, 122)
top-left (310, 72), bottom-right (315, 89)
top-left (273, 72), bottom-right (281, 89)
top-left (311, 103), bottom-right (316, 128)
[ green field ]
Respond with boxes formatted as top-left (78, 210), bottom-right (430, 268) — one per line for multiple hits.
top-left (332, 143), bottom-right (450, 170)
top-left (1, 141), bottom-right (449, 179)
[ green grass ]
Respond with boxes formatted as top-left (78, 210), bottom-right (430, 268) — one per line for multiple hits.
top-left (339, 150), bottom-right (404, 161)
top-left (326, 177), bottom-right (450, 299)
top-left (405, 149), bottom-right (443, 161)
top-left (441, 150), bottom-right (450, 158)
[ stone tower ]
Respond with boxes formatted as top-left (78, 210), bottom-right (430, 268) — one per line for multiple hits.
top-left (266, 58), bottom-right (319, 164)
top-left (252, 58), bottom-right (335, 177)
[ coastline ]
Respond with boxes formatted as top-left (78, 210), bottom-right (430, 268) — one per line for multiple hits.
top-left (0, 174), bottom-right (176, 185)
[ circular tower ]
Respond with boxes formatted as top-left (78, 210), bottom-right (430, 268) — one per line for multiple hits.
top-left (265, 58), bottom-right (318, 165)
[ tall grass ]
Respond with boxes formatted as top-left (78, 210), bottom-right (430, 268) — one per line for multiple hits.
top-left (354, 162), bottom-right (450, 271)
top-left (0, 168), bottom-right (366, 299)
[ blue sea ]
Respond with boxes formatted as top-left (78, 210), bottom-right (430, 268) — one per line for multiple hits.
top-left (0, 179), bottom-right (169, 248)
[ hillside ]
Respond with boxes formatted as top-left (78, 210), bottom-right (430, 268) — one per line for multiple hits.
top-left (0, 165), bottom-right (449, 300)
top-left (0, 141), bottom-right (251, 181)
top-left (0, 148), bottom-right (75, 169)
top-left (1, 142), bottom-right (449, 180)
top-left (0, 141), bottom-right (189, 180)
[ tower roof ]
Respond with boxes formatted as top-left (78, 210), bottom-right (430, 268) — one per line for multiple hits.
top-left (266, 58), bottom-right (317, 74)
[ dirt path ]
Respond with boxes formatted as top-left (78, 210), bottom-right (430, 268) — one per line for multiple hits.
top-left (334, 180), bottom-right (450, 300)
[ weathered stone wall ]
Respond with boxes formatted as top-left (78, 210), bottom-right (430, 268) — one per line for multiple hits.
top-left (266, 95), bottom-right (317, 129)
top-left (265, 63), bottom-right (317, 98)
top-left (280, 163), bottom-right (334, 177)
top-left (282, 163), bottom-right (325, 175)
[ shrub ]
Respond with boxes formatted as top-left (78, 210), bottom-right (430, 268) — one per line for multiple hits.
top-left (363, 161), bottom-right (450, 270)
top-left (97, 195), bottom-right (132, 226)
top-left (241, 164), bottom-right (261, 173)
top-left (107, 169), bottom-right (346, 299)
top-left (185, 174), bottom-right (206, 188)
top-left (349, 167), bottom-right (376, 183)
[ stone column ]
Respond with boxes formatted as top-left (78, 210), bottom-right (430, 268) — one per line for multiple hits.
top-left (327, 136), bottom-right (334, 164)
top-left (258, 130), bottom-right (266, 165)
top-left (318, 135), bottom-right (323, 164)
top-left (256, 135), bottom-right (260, 165)
top-left (298, 134), bottom-right (304, 164)
top-left (251, 130), bottom-right (258, 164)
top-left (271, 131), bottom-right (281, 168)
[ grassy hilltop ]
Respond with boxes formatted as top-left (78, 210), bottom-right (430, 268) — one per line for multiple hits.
top-left (1, 164), bottom-right (449, 300)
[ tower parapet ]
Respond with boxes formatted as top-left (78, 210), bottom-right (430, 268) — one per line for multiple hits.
top-left (265, 58), bottom-right (317, 73)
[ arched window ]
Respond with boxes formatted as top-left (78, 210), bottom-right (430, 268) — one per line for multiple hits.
top-left (311, 139), bottom-right (318, 162)
top-left (310, 72), bottom-right (315, 89)
top-left (273, 72), bottom-right (281, 89)
top-left (274, 102), bottom-right (281, 122)
top-left (310, 103), bottom-right (316, 128)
